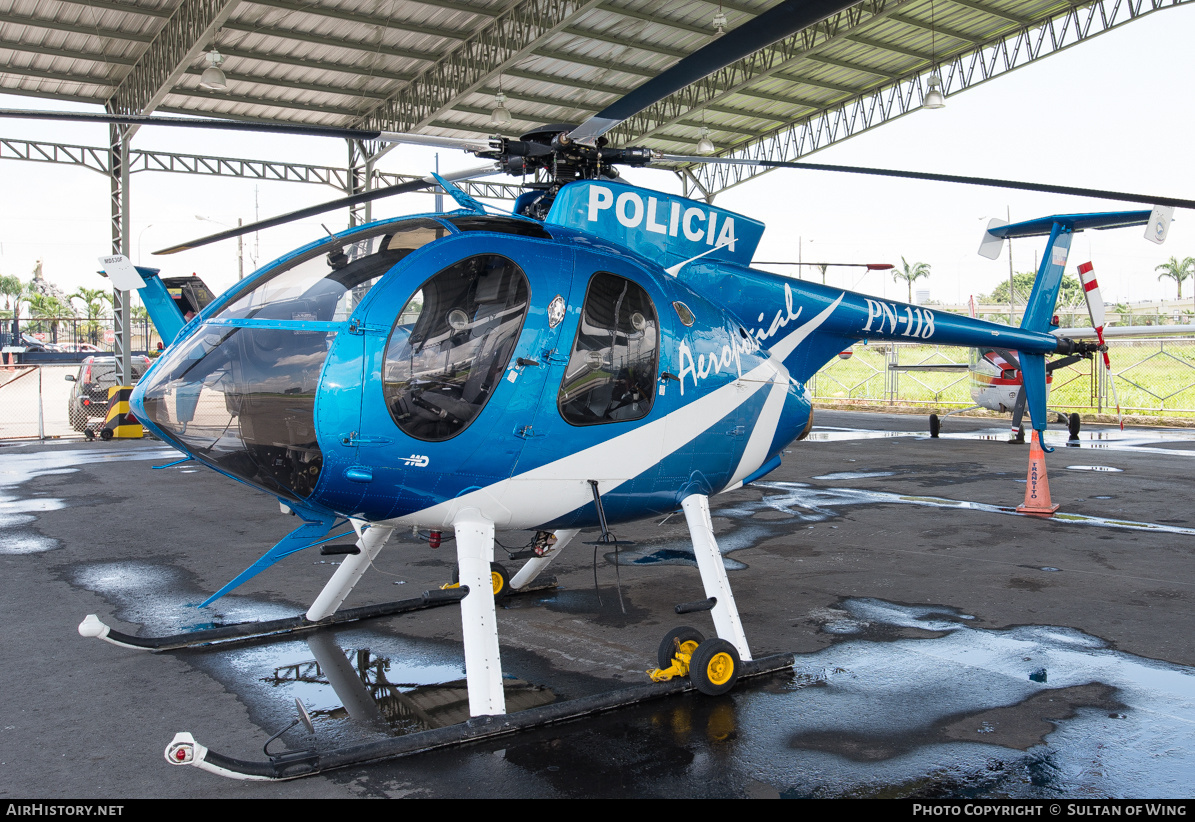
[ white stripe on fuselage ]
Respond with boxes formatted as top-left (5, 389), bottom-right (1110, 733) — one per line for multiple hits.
top-left (386, 294), bottom-right (843, 530)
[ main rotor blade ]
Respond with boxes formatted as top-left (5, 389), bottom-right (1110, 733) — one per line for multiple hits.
top-left (0, 108), bottom-right (382, 140)
top-left (0, 108), bottom-right (501, 152)
top-left (154, 163), bottom-right (502, 255)
top-left (657, 154), bottom-right (1195, 211)
top-left (567, 0), bottom-right (860, 143)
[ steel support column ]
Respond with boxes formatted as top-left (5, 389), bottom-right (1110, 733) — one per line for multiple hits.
top-left (108, 122), bottom-right (132, 386)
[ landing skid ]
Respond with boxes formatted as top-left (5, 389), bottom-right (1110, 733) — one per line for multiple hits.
top-left (78, 577), bottom-right (558, 652)
top-left (164, 652), bottom-right (796, 781)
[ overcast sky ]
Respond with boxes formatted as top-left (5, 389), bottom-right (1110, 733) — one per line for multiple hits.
top-left (0, 2), bottom-right (1192, 309)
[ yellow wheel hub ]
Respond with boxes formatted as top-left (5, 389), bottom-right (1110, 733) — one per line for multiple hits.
top-left (705, 652), bottom-right (735, 686)
top-left (491, 571), bottom-right (504, 596)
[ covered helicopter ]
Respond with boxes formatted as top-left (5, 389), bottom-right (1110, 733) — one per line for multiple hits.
top-left (9, 0), bottom-right (1195, 779)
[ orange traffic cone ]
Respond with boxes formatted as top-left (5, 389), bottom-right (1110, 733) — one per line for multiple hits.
top-left (1016, 430), bottom-right (1059, 517)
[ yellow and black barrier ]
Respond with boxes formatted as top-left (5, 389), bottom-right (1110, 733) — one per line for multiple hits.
top-left (100, 386), bottom-right (143, 440)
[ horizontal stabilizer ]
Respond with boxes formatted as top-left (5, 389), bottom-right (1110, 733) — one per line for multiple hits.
top-left (1055, 324), bottom-right (1195, 339)
top-left (987, 210), bottom-right (1153, 240)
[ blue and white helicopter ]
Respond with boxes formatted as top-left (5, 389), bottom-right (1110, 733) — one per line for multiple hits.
top-left (12, 0), bottom-right (1192, 778)
top-left (95, 179), bottom-right (1140, 708)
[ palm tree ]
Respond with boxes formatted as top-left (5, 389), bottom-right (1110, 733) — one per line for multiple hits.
top-left (892, 257), bottom-right (931, 303)
top-left (26, 292), bottom-right (73, 343)
top-left (71, 287), bottom-right (112, 346)
top-left (1155, 256), bottom-right (1195, 300)
top-left (0, 274), bottom-right (24, 343)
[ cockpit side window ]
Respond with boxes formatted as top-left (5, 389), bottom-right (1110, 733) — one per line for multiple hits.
top-left (216, 218), bottom-right (449, 323)
top-left (558, 272), bottom-right (659, 426)
top-left (383, 254), bottom-right (530, 442)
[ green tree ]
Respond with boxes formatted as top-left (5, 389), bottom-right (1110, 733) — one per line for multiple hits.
top-left (1155, 256), bottom-right (1195, 300)
top-left (0, 274), bottom-right (23, 339)
top-left (26, 292), bottom-right (73, 342)
top-left (985, 271), bottom-right (1084, 310)
top-left (71, 287), bottom-right (112, 345)
top-left (892, 257), bottom-right (931, 303)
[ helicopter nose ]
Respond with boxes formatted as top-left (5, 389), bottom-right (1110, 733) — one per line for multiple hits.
top-left (134, 321), bottom-right (329, 502)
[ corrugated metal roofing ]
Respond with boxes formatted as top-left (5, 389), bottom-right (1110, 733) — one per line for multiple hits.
top-left (0, 0), bottom-right (1180, 161)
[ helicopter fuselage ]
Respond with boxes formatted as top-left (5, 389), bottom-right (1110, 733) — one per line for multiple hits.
top-left (132, 181), bottom-right (1070, 535)
top-left (132, 208), bottom-right (811, 532)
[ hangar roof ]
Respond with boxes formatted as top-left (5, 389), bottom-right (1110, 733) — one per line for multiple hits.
top-left (0, 0), bottom-right (1183, 193)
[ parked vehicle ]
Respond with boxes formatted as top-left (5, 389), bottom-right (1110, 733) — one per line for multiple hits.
top-left (65, 355), bottom-right (151, 432)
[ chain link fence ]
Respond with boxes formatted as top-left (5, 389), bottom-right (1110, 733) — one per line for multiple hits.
top-left (811, 337), bottom-right (1195, 418)
top-left (0, 364), bottom-right (80, 440)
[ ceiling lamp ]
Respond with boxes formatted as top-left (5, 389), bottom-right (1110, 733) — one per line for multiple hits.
top-left (923, 71), bottom-right (946, 109)
top-left (922, 0), bottom-right (945, 109)
top-left (696, 126), bottom-right (715, 155)
top-left (712, 8), bottom-right (727, 36)
top-left (199, 48), bottom-right (227, 91)
top-left (490, 91), bottom-right (512, 129)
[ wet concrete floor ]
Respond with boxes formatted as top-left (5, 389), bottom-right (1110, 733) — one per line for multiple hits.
top-left (1, 410), bottom-right (1193, 798)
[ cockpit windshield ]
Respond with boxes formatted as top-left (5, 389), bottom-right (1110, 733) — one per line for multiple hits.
top-left (217, 218), bottom-right (449, 323)
top-left (138, 217), bottom-right (450, 501)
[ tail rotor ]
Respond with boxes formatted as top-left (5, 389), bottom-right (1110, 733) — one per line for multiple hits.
top-left (1077, 262), bottom-right (1123, 430)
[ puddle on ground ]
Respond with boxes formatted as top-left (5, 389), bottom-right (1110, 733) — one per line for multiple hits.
top-left (613, 480), bottom-right (1195, 569)
top-left (71, 559), bottom-right (563, 750)
top-left (70, 561), bottom-right (295, 633)
top-left (365, 598), bottom-right (1195, 799)
top-left (805, 430), bottom-right (913, 442)
top-left (68, 551), bottom-right (1195, 797)
top-left (248, 634), bottom-right (555, 737)
top-left (0, 445), bottom-right (178, 553)
top-left (811, 471), bottom-right (897, 481)
top-left (745, 598), bottom-right (1195, 797)
top-left (497, 599), bottom-right (1195, 798)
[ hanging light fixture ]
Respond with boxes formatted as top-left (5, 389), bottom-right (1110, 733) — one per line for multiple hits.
top-left (923, 0), bottom-right (945, 109)
top-left (712, 5), bottom-right (727, 36)
top-left (490, 78), bottom-right (512, 129)
top-left (923, 72), bottom-right (946, 109)
top-left (696, 126), bottom-right (715, 155)
top-left (199, 47), bottom-right (227, 91)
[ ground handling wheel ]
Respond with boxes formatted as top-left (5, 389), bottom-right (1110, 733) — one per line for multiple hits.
top-left (1068, 413), bottom-right (1081, 440)
top-left (99, 427), bottom-right (113, 441)
top-left (929, 413), bottom-right (940, 438)
top-left (450, 562), bottom-right (511, 600)
top-left (689, 638), bottom-right (741, 696)
top-left (657, 626), bottom-right (704, 670)
top-left (489, 562), bottom-right (510, 600)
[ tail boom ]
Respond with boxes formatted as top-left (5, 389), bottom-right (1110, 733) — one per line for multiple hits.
top-left (680, 265), bottom-right (1064, 383)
